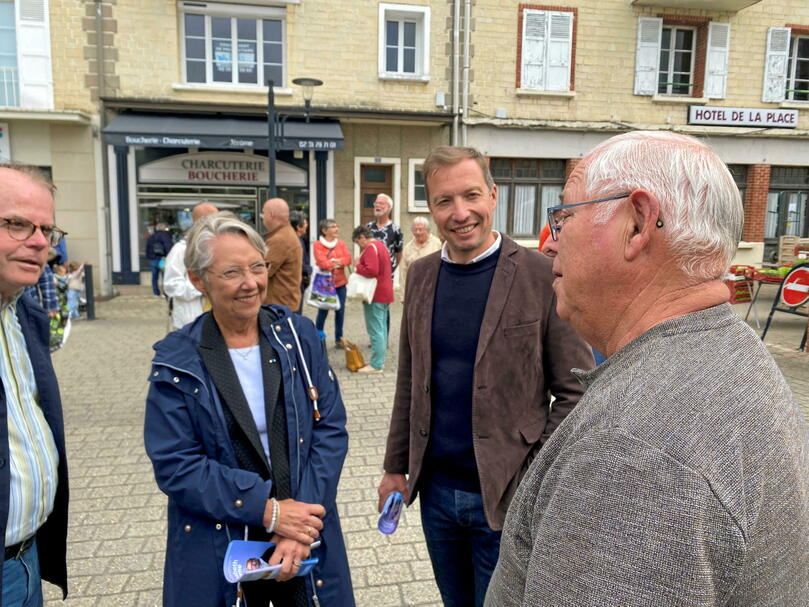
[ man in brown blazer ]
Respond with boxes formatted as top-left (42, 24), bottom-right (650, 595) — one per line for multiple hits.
top-left (377, 146), bottom-right (593, 607)
top-left (262, 197), bottom-right (302, 310)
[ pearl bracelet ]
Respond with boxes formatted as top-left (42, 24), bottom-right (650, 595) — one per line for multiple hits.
top-left (265, 498), bottom-right (279, 534)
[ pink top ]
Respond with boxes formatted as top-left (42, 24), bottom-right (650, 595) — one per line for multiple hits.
top-left (313, 239), bottom-right (352, 287)
top-left (355, 240), bottom-right (393, 304)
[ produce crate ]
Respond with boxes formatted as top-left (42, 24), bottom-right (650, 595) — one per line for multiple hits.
top-left (725, 276), bottom-right (753, 304)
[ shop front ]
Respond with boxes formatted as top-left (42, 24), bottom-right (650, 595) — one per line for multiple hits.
top-left (103, 112), bottom-right (343, 284)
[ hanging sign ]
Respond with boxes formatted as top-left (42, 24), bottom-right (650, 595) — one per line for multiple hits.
top-left (780, 264), bottom-right (809, 307)
top-left (689, 106), bottom-right (798, 128)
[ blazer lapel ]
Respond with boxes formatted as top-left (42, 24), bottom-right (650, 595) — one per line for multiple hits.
top-left (410, 254), bottom-right (440, 379)
top-left (475, 237), bottom-right (518, 365)
top-left (258, 308), bottom-right (281, 428)
top-left (198, 314), bottom-right (269, 475)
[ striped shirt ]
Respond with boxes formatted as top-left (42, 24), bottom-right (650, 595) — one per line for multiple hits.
top-left (1, 294), bottom-right (59, 545)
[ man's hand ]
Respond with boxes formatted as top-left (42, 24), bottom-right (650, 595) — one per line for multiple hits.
top-left (377, 472), bottom-right (408, 512)
top-left (266, 535), bottom-right (312, 582)
top-left (264, 499), bottom-right (325, 545)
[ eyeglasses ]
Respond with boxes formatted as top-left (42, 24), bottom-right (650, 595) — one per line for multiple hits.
top-left (209, 261), bottom-right (268, 282)
top-left (0, 217), bottom-right (67, 247)
top-left (546, 193), bottom-right (631, 241)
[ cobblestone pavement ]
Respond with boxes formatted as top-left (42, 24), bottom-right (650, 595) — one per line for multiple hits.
top-left (43, 288), bottom-right (807, 606)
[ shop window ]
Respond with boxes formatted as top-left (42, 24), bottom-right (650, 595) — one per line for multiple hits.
top-left (763, 26), bottom-right (809, 103)
top-left (490, 158), bottom-right (564, 239)
top-left (517, 6), bottom-right (576, 92)
top-left (378, 3), bottom-right (430, 81)
top-left (408, 159), bottom-right (428, 212)
top-left (181, 4), bottom-right (285, 87)
top-left (766, 167), bottom-right (809, 241)
top-left (635, 17), bottom-right (730, 99)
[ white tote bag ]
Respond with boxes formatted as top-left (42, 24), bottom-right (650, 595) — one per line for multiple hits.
top-left (346, 244), bottom-right (378, 304)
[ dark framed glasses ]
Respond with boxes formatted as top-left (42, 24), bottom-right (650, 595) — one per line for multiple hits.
top-left (546, 193), bottom-right (631, 241)
top-left (0, 217), bottom-right (67, 247)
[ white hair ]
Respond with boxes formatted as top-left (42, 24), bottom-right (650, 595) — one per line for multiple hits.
top-left (585, 131), bottom-right (743, 281)
top-left (375, 193), bottom-right (393, 208)
top-left (411, 216), bottom-right (430, 229)
top-left (185, 212), bottom-right (265, 276)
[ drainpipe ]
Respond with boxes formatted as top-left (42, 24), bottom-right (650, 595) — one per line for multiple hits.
top-left (461, 0), bottom-right (471, 146)
top-left (451, 0), bottom-right (460, 146)
top-left (95, 0), bottom-right (114, 296)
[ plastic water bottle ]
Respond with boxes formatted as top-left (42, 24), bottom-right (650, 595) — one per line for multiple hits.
top-left (378, 492), bottom-right (404, 534)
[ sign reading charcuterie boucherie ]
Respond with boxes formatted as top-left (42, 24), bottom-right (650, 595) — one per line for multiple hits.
top-left (780, 265), bottom-right (809, 308)
top-left (689, 106), bottom-right (798, 128)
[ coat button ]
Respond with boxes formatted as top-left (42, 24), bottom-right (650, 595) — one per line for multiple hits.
top-left (193, 388), bottom-right (199, 394)
top-left (153, 371), bottom-right (158, 377)
top-left (184, 524), bottom-right (192, 533)
top-left (423, 385), bottom-right (429, 393)
top-left (299, 438), bottom-right (304, 444)
top-left (173, 377), bottom-right (180, 383)
top-left (315, 579), bottom-right (324, 588)
top-left (292, 366), bottom-right (296, 372)
top-left (285, 343), bottom-right (293, 350)
top-left (419, 427), bottom-right (428, 437)
top-left (234, 499), bottom-right (243, 508)
top-left (275, 325), bottom-right (282, 332)
top-left (215, 523), bottom-right (222, 530)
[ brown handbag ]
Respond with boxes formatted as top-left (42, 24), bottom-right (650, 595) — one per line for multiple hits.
top-left (342, 339), bottom-right (366, 372)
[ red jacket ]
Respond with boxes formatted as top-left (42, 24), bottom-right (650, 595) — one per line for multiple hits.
top-left (355, 240), bottom-right (393, 303)
top-left (313, 239), bottom-right (351, 287)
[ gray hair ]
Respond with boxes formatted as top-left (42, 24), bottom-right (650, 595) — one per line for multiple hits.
top-left (184, 212), bottom-right (266, 276)
top-left (411, 216), bottom-right (430, 229)
top-left (584, 131), bottom-right (743, 281)
top-left (375, 193), bottom-right (393, 208)
top-left (0, 163), bottom-right (55, 194)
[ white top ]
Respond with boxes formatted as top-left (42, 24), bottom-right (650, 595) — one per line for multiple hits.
top-left (228, 346), bottom-right (270, 465)
top-left (163, 239), bottom-right (205, 330)
top-left (440, 231), bottom-right (502, 265)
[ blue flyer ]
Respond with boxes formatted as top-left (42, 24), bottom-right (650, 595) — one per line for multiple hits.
top-left (223, 540), bottom-right (318, 583)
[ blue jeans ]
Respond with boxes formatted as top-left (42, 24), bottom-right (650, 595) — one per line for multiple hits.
top-left (315, 285), bottom-right (347, 344)
top-left (2, 542), bottom-right (43, 607)
top-left (149, 258), bottom-right (162, 296)
top-left (419, 481), bottom-right (501, 607)
top-left (362, 302), bottom-right (388, 370)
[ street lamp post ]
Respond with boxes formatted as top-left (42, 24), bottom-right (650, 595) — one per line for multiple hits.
top-left (266, 77), bottom-right (324, 199)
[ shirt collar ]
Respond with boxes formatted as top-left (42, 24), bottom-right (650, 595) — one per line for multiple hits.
top-left (441, 231), bottom-right (502, 265)
top-left (0, 290), bottom-right (24, 310)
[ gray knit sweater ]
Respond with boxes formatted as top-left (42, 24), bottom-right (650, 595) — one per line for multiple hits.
top-left (486, 304), bottom-right (809, 606)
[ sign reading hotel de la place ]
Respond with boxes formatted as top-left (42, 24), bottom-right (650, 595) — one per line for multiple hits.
top-left (138, 152), bottom-right (307, 186)
top-left (688, 106), bottom-right (799, 128)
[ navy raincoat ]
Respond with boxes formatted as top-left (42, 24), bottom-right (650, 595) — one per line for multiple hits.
top-left (144, 305), bottom-right (354, 607)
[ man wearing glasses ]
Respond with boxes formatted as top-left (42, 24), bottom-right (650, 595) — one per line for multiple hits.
top-left (378, 146), bottom-right (593, 606)
top-left (486, 132), bottom-right (809, 606)
top-left (0, 164), bottom-right (69, 605)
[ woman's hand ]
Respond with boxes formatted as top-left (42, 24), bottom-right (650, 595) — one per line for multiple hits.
top-left (266, 499), bottom-right (325, 545)
top-left (266, 535), bottom-right (312, 582)
top-left (331, 259), bottom-right (343, 269)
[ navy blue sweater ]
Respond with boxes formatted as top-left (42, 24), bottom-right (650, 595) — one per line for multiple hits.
top-left (425, 247), bottom-right (501, 492)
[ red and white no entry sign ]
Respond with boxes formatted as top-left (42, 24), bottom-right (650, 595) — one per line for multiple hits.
top-left (781, 264), bottom-right (809, 307)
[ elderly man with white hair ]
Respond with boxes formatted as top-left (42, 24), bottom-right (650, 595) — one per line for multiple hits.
top-left (366, 193), bottom-right (403, 275)
top-left (485, 131), bottom-right (809, 607)
top-left (399, 216), bottom-right (441, 299)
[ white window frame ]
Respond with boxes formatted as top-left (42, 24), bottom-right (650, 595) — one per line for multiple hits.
top-left (787, 34), bottom-right (809, 102)
top-left (658, 25), bottom-right (696, 96)
top-left (408, 158), bottom-right (428, 212)
top-left (378, 3), bottom-right (430, 82)
top-left (519, 8), bottom-right (574, 92)
top-left (179, 2), bottom-right (286, 88)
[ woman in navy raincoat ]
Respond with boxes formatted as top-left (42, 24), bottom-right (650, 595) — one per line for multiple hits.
top-left (144, 213), bottom-right (354, 607)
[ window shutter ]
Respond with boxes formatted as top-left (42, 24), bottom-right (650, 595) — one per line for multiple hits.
top-left (704, 22), bottom-right (730, 99)
top-left (15, 0), bottom-right (53, 109)
top-left (634, 17), bottom-right (662, 96)
top-left (762, 26), bottom-right (790, 103)
top-left (546, 12), bottom-right (573, 92)
top-left (521, 9), bottom-right (547, 90)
